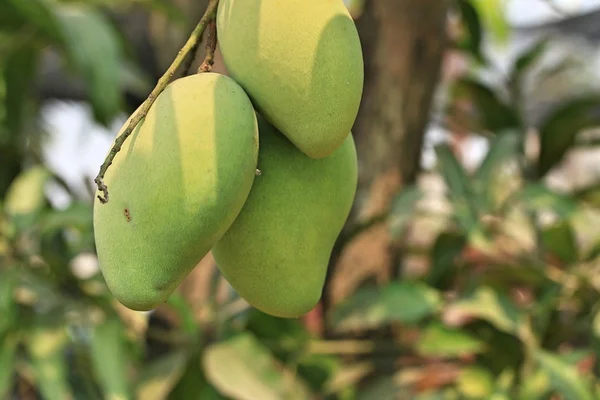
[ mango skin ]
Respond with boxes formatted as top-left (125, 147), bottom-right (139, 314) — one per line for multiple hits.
top-left (216, 0), bottom-right (364, 159)
top-left (212, 116), bottom-right (358, 318)
top-left (93, 72), bottom-right (259, 311)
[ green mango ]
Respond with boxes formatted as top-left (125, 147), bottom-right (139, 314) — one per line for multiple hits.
top-left (216, 0), bottom-right (364, 159)
top-left (212, 116), bottom-right (358, 318)
top-left (93, 72), bottom-right (259, 311)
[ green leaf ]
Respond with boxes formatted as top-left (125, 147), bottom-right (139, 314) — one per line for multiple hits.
top-left (427, 232), bottom-right (467, 289)
top-left (26, 325), bottom-right (73, 400)
top-left (457, 366), bottom-right (494, 398)
top-left (202, 333), bottom-right (313, 400)
top-left (435, 144), bottom-right (479, 232)
top-left (538, 96), bottom-right (600, 176)
top-left (535, 349), bottom-right (595, 400)
top-left (416, 322), bottom-right (485, 358)
top-left (55, 4), bottom-right (124, 124)
top-left (447, 286), bottom-right (521, 334)
top-left (90, 315), bottom-right (132, 400)
top-left (4, 166), bottom-right (51, 218)
top-left (511, 39), bottom-right (548, 81)
top-left (330, 282), bottom-right (441, 333)
top-left (541, 220), bottom-right (579, 264)
top-left (5, 0), bottom-right (62, 40)
top-left (135, 351), bottom-right (189, 400)
top-left (456, 0), bottom-right (485, 63)
top-left (0, 333), bottom-right (18, 398)
top-left (452, 77), bottom-right (520, 133)
top-left (3, 44), bottom-right (40, 137)
top-left (165, 293), bottom-right (200, 338)
top-left (474, 131), bottom-right (521, 210)
top-left (167, 351), bottom-right (225, 400)
top-left (471, 0), bottom-right (510, 44)
top-left (512, 183), bottom-right (579, 219)
top-left (389, 186), bottom-right (422, 239)
top-left (0, 269), bottom-right (17, 334)
top-left (518, 369), bottom-right (551, 400)
top-left (357, 376), bottom-right (397, 400)
top-left (39, 201), bottom-right (93, 234)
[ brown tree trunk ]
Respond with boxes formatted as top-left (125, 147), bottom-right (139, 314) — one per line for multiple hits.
top-left (323, 0), bottom-right (450, 316)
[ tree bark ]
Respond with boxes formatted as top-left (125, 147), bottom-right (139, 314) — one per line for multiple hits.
top-left (324, 0), bottom-right (450, 314)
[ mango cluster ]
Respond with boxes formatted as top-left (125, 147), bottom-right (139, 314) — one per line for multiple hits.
top-left (93, 0), bottom-right (364, 318)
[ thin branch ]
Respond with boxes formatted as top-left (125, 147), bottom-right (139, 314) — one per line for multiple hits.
top-left (199, 19), bottom-right (218, 73)
top-left (94, 0), bottom-right (220, 204)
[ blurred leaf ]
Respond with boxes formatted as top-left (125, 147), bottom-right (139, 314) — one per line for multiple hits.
top-left (39, 201), bottom-right (93, 234)
top-left (511, 39), bottom-right (548, 81)
top-left (202, 333), bottom-right (312, 400)
top-left (538, 96), bottom-right (600, 176)
top-left (168, 352), bottom-right (225, 400)
top-left (4, 166), bottom-right (50, 216)
top-left (0, 269), bottom-right (17, 334)
top-left (574, 183), bottom-right (600, 209)
top-left (452, 77), bottom-right (520, 133)
top-left (5, 0), bottom-right (62, 40)
top-left (90, 314), bottom-right (132, 400)
top-left (457, 366), bottom-right (494, 398)
top-left (512, 183), bottom-right (578, 219)
top-left (389, 186), bottom-right (423, 239)
top-left (330, 282), bottom-right (441, 333)
top-left (435, 144), bottom-right (479, 231)
top-left (447, 286), bottom-right (521, 334)
top-left (541, 220), bottom-right (578, 264)
top-left (296, 353), bottom-right (342, 394)
top-left (474, 131), bottom-right (521, 209)
top-left (471, 0), bottom-right (510, 43)
top-left (3, 44), bottom-right (39, 137)
top-left (26, 325), bottom-right (73, 400)
top-left (427, 232), bottom-right (467, 289)
top-left (55, 4), bottom-right (124, 124)
top-left (535, 349), bottom-right (595, 400)
top-left (518, 369), bottom-right (551, 400)
top-left (456, 0), bottom-right (485, 63)
top-left (165, 293), bottom-right (200, 338)
top-left (136, 351), bottom-right (188, 400)
top-left (416, 322), bottom-right (485, 358)
top-left (0, 333), bottom-right (18, 398)
top-left (245, 310), bottom-right (310, 357)
top-left (357, 376), bottom-right (397, 400)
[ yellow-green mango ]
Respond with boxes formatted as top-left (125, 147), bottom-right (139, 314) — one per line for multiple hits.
top-left (93, 72), bottom-right (259, 311)
top-left (216, 0), bottom-right (364, 159)
top-left (212, 116), bottom-right (358, 318)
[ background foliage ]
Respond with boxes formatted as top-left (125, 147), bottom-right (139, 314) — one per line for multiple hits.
top-left (2, 0), bottom-right (600, 399)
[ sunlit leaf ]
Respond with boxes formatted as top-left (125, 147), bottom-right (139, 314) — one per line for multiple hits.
top-left (26, 325), bottom-right (73, 400)
top-left (4, 165), bottom-right (51, 218)
top-left (447, 286), bottom-right (521, 334)
top-left (535, 349), bottom-right (595, 400)
top-left (416, 322), bottom-right (485, 358)
top-left (0, 332), bottom-right (18, 398)
top-left (90, 314), bottom-right (132, 400)
top-left (330, 282), bottom-right (441, 333)
top-left (202, 333), bottom-right (313, 400)
top-left (518, 368), bottom-right (551, 400)
top-left (136, 351), bottom-right (189, 400)
top-left (471, 0), bottom-right (510, 44)
top-left (457, 366), bottom-right (494, 398)
top-left (538, 96), bottom-right (600, 176)
top-left (55, 4), bottom-right (124, 124)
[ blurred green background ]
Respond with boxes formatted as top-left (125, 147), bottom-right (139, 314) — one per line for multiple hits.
top-left (2, 0), bottom-right (600, 399)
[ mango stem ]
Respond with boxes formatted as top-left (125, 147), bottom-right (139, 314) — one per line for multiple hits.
top-left (93, 0), bottom-right (221, 204)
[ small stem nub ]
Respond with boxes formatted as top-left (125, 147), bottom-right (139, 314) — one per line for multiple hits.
top-left (199, 19), bottom-right (218, 73)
